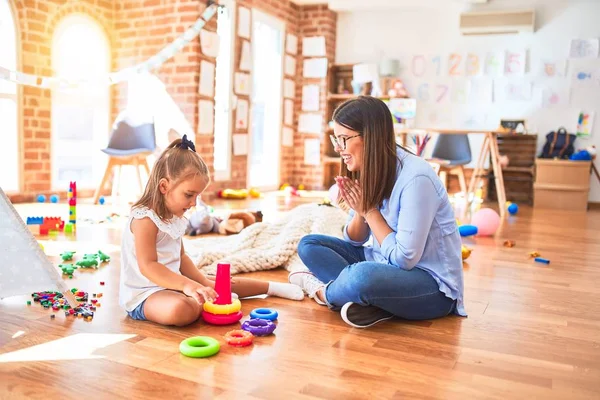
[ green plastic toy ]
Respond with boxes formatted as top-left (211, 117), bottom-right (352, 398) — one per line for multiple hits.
top-left (58, 263), bottom-right (78, 277)
top-left (76, 258), bottom-right (98, 269)
top-left (98, 250), bottom-right (111, 263)
top-left (83, 253), bottom-right (99, 260)
top-left (60, 251), bottom-right (76, 261)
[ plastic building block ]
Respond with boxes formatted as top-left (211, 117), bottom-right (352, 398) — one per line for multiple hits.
top-left (27, 217), bottom-right (43, 225)
top-left (64, 223), bottom-right (75, 234)
top-left (76, 258), bottom-right (98, 268)
top-left (60, 251), bottom-right (76, 261)
top-left (98, 251), bottom-right (111, 262)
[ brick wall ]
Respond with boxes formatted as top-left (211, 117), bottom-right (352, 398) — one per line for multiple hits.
top-left (292, 4), bottom-right (336, 190)
top-left (9, 0), bottom-right (336, 202)
top-left (10, 0), bottom-right (114, 202)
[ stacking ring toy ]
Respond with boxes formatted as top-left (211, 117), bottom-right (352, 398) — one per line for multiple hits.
top-left (224, 329), bottom-right (253, 347)
top-left (202, 310), bottom-right (243, 325)
top-left (249, 308), bottom-right (278, 321)
top-left (203, 298), bottom-right (241, 315)
top-left (179, 336), bottom-right (220, 358)
top-left (241, 318), bottom-right (276, 336)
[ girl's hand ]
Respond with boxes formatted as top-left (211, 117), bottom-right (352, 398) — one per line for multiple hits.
top-left (183, 282), bottom-right (219, 304)
top-left (336, 176), bottom-right (373, 217)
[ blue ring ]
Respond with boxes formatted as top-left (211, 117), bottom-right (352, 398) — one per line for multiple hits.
top-left (249, 308), bottom-right (278, 321)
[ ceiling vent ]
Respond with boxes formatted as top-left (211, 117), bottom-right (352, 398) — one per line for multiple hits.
top-left (460, 9), bottom-right (535, 35)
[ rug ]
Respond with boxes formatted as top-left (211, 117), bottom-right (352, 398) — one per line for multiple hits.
top-left (184, 203), bottom-right (349, 275)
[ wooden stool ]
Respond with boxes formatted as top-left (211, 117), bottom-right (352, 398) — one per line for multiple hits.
top-left (93, 153), bottom-right (151, 204)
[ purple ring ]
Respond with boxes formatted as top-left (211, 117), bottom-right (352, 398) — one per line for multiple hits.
top-left (241, 318), bottom-right (276, 336)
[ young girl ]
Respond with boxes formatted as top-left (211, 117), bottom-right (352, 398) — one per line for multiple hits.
top-left (120, 135), bottom-right (303, 326)
top-left (290, 97), bottom-right (466, 328)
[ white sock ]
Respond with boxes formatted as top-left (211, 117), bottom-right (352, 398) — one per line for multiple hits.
top-left (267, 281), bottom-right (305, 301)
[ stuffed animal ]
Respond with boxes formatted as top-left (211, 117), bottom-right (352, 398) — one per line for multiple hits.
top-left (186, 198), bottom-right (261, 236)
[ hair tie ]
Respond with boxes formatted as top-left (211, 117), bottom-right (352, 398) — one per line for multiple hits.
top-left (179, 134), bottom-right (196, 152)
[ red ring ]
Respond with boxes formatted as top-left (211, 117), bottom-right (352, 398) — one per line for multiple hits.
top-left (202, 310), bottom-right (243, 325)
top-left (224, 330), bottom-right (253, 347)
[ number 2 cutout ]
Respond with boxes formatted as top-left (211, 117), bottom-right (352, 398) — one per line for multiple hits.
top-left (448, 54), bottom-right (462, 76)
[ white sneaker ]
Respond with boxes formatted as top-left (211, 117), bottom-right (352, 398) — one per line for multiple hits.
top-left (288, 271), bottom-right (326, 305)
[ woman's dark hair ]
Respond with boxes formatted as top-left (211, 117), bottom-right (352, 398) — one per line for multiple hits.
top-left (332, 96), bottom-right (401, 214)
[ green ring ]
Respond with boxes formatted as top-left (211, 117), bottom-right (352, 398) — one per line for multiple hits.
top-left (179, 336), bottom-right (220, 358)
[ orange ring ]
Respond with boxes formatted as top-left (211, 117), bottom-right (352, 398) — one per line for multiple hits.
top-left (224, 329), bottom-right (253, 347)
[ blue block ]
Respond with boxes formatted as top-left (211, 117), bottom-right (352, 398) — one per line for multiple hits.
top-left (459, 225), bottom-right (478, 237)
top-left (27, 217), bottom-right (43, 225)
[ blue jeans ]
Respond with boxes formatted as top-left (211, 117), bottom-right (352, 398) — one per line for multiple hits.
top-left (298, 234), bottom-right (456, 320)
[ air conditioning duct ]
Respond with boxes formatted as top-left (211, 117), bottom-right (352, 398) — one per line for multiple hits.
top-left (459, 9), bottom-right (535, 35)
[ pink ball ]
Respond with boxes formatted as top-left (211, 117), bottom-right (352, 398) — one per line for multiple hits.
top-left (471, 208), bottom-right (500, 236)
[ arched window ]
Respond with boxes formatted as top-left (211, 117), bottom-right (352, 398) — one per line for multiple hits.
top-left (0, 0), bottom-right (19, 191)
top-left (51, 14), bottom-right (110, 189)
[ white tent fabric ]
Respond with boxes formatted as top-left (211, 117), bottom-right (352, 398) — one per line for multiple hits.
top-left (0, 187), bottom-right (68, 299)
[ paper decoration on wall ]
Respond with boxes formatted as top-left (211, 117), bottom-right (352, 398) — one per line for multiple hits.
top-left (485, 52), bottom-right (504, 77)
top-left (414, 83), bottom-right (450, 104)
top-left (459, 111), bottom-right (489, 129)
top-left (497, 80), bottom-right (532, 102)
top-left (200, 30), bottom-right (220, 58)
top-left (284, 99), bottom-right (294, 126)
top-left (282, 126), bottom-right (294, 147)
top-left (466, 53), bottom-right (482, 76)
top-left (298, 113), bottom-right (322, 134)
top-left (388, 98), bottom-right (416, 119)
top-left (411, 55), bottom-right (426, 78)
top-left (234, 72), bottom-right (250, 95)
top-left (285, 55), bottom-right (296, 76)
top-left (542, 86), bottom-right (570, 108)
top-left (283, 79), bottom-right (295, 98)
top-left (303, 58), bottom-right (328, 78)
top-left (238, 7), bottom-right (251, 39)
top-left (302, 36), bottom-right (326, 57)
top-left (286, 33), bottom-right (298, 55)
top-left (468, 79), bottom-right (493, 103)
top-left (302, 84), bottom-right (320, 111)
top-left (235, 99), bottom-right (249, 130)
top-left (304, 138), bottom-right (321, 166)
top-left (435, 83), bottom-right (450, 104)
top-left (451, 80), bottom-right (470, 104)
top-left (448, 53), bottom-right (464, 76)
top-left (569, 39), bottom-right (599, 59)
top-left (416, 82), bottom-right (430, 102)
top-left (239, 40), bottom-right (251, 71)
top-left (199, 60), bottom-right (215, 97)
top-left (570, 61), bottom-right (599, 86)
top-left (198, 100), bottom-right (214, 134)
top-left (431, 55), bottom-right (443, 77)
top-left (353, 63), bottom-right (379, 83)
top-left (576, 111), bottom-right (594, 137)
top-left (504, 50), bottom-right (527, 76)
top-left (539, 59), bottom-right (567, 78)
top-left (0, 3), bottom-right (220, 88)
top-left (232, 134), bottom-right (248, 155)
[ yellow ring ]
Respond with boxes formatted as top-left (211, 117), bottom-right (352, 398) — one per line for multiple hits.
top-left (203, 298), bottom-right (241, 315)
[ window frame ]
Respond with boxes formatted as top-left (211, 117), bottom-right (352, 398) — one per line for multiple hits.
top-left (212, 0), bottom-right (237, 182)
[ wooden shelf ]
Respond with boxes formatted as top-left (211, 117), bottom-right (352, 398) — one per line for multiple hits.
top-left (502, 166), bottom-right (534, 174)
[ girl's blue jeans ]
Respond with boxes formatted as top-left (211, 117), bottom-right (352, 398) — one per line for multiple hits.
top-left (298, 234), bottom-right (456, 320)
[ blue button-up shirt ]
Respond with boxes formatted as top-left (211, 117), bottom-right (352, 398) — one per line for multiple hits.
top-left (343, 146), bottom-right (466, 316)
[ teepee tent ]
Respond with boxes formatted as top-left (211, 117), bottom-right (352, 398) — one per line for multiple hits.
top-left (0, 187), bottom-right (69, 299)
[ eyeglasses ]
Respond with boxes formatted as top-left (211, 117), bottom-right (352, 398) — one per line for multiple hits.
top-left (329, 134), bottom-right (362, 151)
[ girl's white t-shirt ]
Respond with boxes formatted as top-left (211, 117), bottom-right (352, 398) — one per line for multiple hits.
top-left (119, 207), bottom-right (188, 312)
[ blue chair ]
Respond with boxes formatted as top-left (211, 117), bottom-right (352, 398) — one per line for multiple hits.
top-left (93, 111), bottom-right (156, 204)
top-left (429, 134), bottom-right (472, 193)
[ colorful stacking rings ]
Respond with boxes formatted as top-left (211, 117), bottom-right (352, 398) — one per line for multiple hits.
top-left (224, 330), bottom-right (253, 347)
top-left (203, 298), bottom-right (241, 315)
top-left (202, 310), bottom-right (243, 325)
top-left (249, 308), bottom-right (278, 321)
top-left (241, 318), bottom-right (276, 336)
top-left (179, 336), bottom-right (220, 358)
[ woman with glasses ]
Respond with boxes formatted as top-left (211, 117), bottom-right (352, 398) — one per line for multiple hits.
top-left (289, 96), bottom-right (466, 328)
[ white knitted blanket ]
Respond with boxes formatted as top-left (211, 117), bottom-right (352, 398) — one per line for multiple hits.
top-left (184, 203), bottom-right (348, 275)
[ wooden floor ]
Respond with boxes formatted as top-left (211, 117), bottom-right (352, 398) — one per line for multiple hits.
top-left (1, 192), bottom-right (600, 399)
